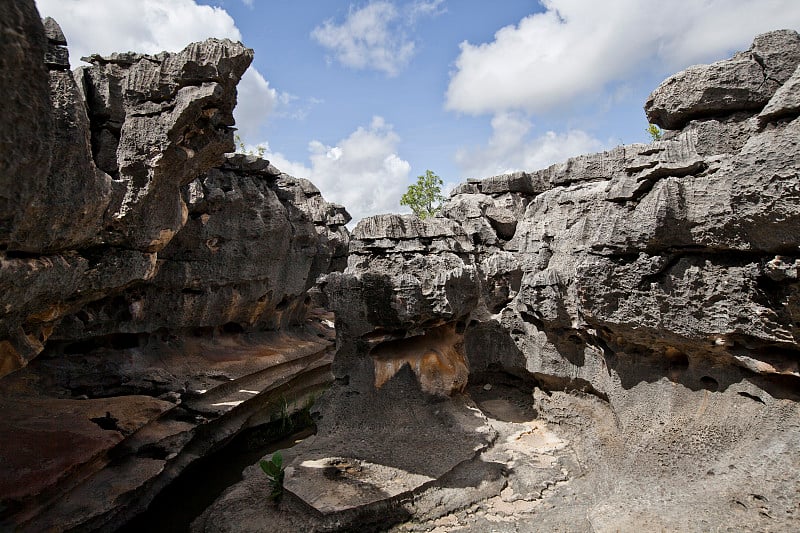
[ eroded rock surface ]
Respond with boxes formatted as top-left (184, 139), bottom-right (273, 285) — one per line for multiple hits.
top-left (52, 154), bottom-right (349, 341)
top-left (80, 39), bottom-right (253, 251)
top-left (0, 0), bottom-right (52, 245)
top-left (0, 19), bottom-right (254, 376)
top-left (0, 4), bottom-right (349, 531)
top-left (198, 30), bottom-right (800, 533)
top-left (4, 6), bottom-right (800, 531)
top-left (645, 29), bottom-right (800, 130)
top-left (10, 16), bottom-right (112, 253)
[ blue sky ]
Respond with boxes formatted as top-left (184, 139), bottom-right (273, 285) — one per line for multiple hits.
top-left (35, 0), bottom-right (800, 223)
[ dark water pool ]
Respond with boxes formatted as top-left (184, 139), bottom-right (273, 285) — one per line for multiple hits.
top-left (118, 421), bottom-right (315, 533)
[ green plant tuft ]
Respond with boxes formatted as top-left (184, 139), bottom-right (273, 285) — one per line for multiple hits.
top-left (647, 123), bottom-right (663, 141)
top-left (259, 451), bottom-right (285, 502)
top-left (278, 396), bottom-right (292, 434)
top-left (234, 133), bottom-right (266, 157)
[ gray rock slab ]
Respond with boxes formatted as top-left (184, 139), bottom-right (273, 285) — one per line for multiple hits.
top-left (646, 29), bottom-right (800, 129)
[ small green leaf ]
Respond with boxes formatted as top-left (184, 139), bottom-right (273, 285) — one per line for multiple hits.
top-left (261, 452), bottom-right (285, 501)
top-left (267, 463), bottom-right (282, 478)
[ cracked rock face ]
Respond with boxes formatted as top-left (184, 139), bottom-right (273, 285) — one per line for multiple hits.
top-left (0, 0), bottom-right (51, 246)
top-left (10, 16), bottom-right (112, 253)
top-left (53, 154), bottom-right (350, 340)
top-left (80, 39), bottom-right (254, 251)
top-left (645, 29), bottom-right (800, 130)
top-left (200, 29), bottom-right (800, 533)
top-left (0, 3), bottom-right (350, 531)
top-left (0, 12), bottom-right (348, 376)
top-left (0, 15), bottom-right (259, 375)
top-left (0, 9), bottom-right (109, 255)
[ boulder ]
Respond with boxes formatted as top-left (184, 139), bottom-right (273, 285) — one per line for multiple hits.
top-left (758, 63), bottom-right (800, 125)
top-left (645, 29), bottom-right (800, 129)
top-left (325, 214), bottom-right (478, 338)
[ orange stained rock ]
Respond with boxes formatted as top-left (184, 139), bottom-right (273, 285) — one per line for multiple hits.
top-left (370, 324), bottom-right (468, 396)
top-left (0, 340), bottom-right (24, 377)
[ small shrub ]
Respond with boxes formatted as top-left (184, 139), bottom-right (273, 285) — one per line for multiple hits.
top-left (647, 123), bottom-right (663, 141)
top-left (234, 133), bottom-right (266, 157)
top-left (259, 451), bottom-right (285, 502)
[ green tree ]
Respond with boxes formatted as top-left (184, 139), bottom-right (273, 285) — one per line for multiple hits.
top-left (401, 170), bottom-right (445, 219)
top-left (647, 123), bottom-right (663, 141)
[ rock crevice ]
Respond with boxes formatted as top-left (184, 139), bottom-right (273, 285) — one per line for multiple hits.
top-left (0, 5), bottom-right (350, 532)
top-left (200, 29), bottom-right (800, 533)
top-left (3, 5), bottom-right (800, 531)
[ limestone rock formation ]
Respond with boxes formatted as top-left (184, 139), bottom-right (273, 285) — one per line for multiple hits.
top-left (80, 39), bottom-right (254, 252)
top-left (0, 17), bottom-right (255, 375)
top-left (200, 30), bottom-right (800, 532)
top-left (759, 63), bottom-right (800, 125)
top-left (8, 14), bottom-right (112, 255)
top-left (52, 154), bottom-right (349, 341)
top-left (4, 4), bottom-right (800, 530)
top-left (0, 3), bottom-right (350, 531)
top-left (0, 0), bottom-right (52, 246)
top-left (645, 29), bottom-right (800, 130)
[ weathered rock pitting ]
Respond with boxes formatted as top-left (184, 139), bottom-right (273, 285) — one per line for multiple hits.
top-left (0, 1), bottom-right (52, 247)
top-left (645, 29), bottom-right (800, 130)
top-left (197, 30), bottom-right (800, 533)
top-left (52, 154), bottom-right (349, 342)
top-left (0, 4), bottom-right (349, 532)
top-left (79, 39), bottom-right (254, 252)
top-left (0, 16), bottom-right (253, 375)
top-left (3, 4), bottom-right (800, 531)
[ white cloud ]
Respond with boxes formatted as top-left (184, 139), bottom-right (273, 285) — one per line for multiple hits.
top-left (35, 0), bottom-right (241, 64)
top-left (311, 2), bottom-right (413, 76)
top-left (455, 112), bottom-right (605, 178)
top-left (274, 95), bottom-right (324, 122)
top-left (234, 68), bottom-right (277, 140)
top-left (446, 0), bottom-right (800, 115)
top-left (407, 0), bottom-right (446, 23)
top-left (233, 76), bottom-right (321, 142)
top-left (263, 117), bottom-right (411, 223)
top-left (36, 0), bottom-right (281, 150)
top-left (311, 0), bottom-right (445, 76)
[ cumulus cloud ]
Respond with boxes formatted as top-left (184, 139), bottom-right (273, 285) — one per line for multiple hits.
top-left (264, 117), bottom-right (411, 223)
top-left (232, 69), bottom-right (311, 142)
top-left (233, 68), bottom-right (277, 140)
top-left (36, 0), bottom-right (282, 148)
top-left (234, 79), bottom-right (322, 143)
top-left (311, 2), bottom-right (413, 76)
top-left (446, 0), bottom-right (800, 115)
top-left (455, 113), bottom-right (605, 178)
top-left (311, 0), bottom-right (443, 76)
top-left (35, 0), bottom-right (241, 63)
